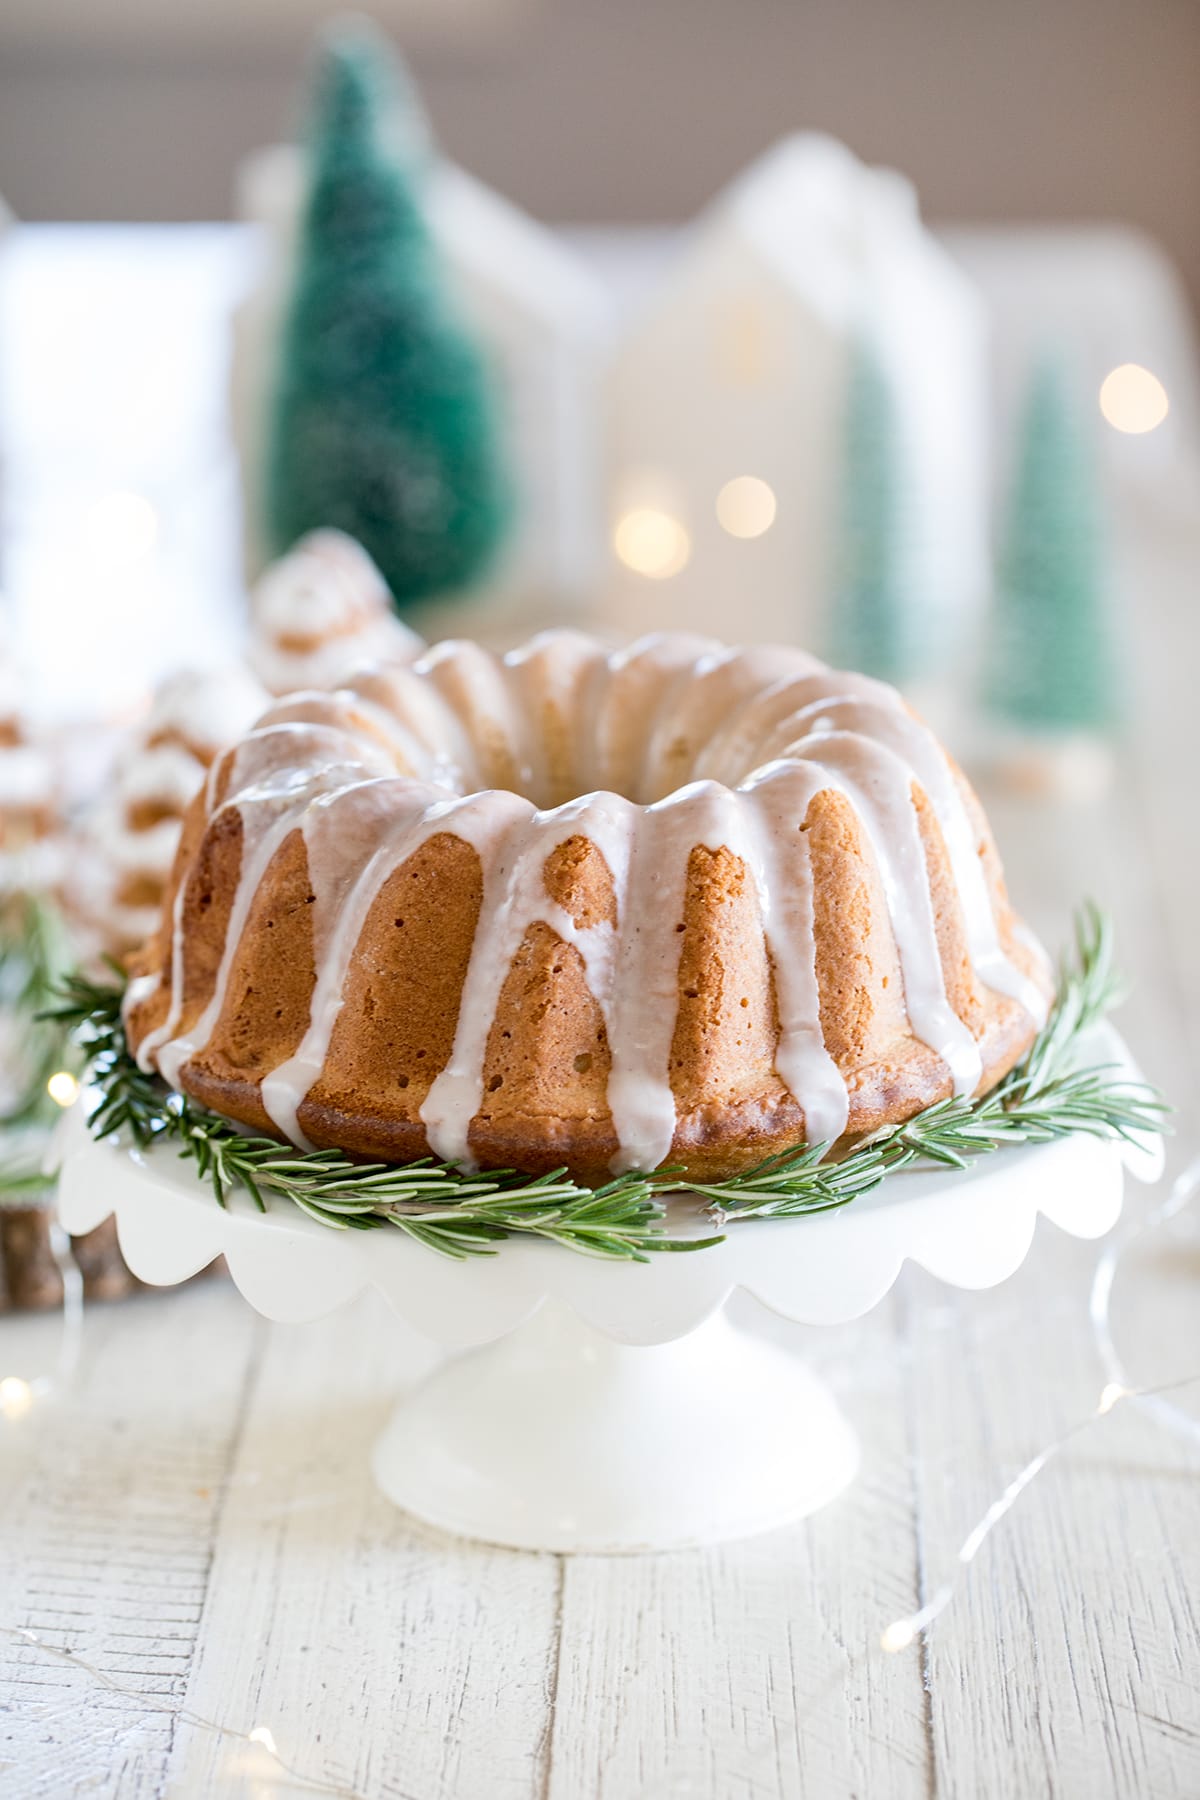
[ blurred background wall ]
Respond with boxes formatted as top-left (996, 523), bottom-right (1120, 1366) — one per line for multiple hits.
top-left (2, 0), bottom-right (1199, 308)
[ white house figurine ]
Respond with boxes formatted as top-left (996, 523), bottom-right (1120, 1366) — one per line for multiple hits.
top-left (604, 135), bottom-right (990, 664)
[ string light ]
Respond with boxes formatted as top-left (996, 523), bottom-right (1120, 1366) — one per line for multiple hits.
top-left (881, 1160), bottom-right (1200, 1659)
top-left (715, 475), bottom-right (777, 539)
top-left (46, 1069), bottom-right (80, 1108)
top-left (1099, 364), bottom-right (1169, 434)
top-left (613, 508), bottom-right (691, 579)
top-left (878, 1363), bottom-right (1200, 1655)
top-left (1, 1156), bottom-right (1194, 1791)
top-left (1091, 1156), bottom-right (1200, 1448)
top-left (0, 1625), bottom-right (363, 1799)
top-left (0, 1376), bottom-right (34, 1420)
top-left (0, 1220), bottom-right (83, 1428)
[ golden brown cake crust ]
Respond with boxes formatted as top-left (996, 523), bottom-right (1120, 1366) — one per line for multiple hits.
top-left (124, 635), bottom-right (1052, 1181)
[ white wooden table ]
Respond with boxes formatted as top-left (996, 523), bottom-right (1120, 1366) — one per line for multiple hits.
top-left (1, 237), bottom-right (1199, 1799)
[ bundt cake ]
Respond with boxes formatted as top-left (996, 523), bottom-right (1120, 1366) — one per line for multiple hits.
top-left (0, 656), bottom-right (57, 859)
top-left (124, 631), bottom-right (1051, 1181)
top-left (66, 667), bottom-right (268, 955)
top-left (249, 529), bottom-right (423, 697)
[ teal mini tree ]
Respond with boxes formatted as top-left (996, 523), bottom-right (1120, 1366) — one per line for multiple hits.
top-left (265, 24), bottom-right (511, 613)
top-left (827, 335), bottom-right (923, 685)
top-left (984, 353), bottom-right (1119, 735)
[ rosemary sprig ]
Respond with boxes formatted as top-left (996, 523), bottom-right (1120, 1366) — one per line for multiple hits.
top-left (693, 904), bottom-right (1168, 1222)
top-left (48, 972), bottom-right (710, 1261)
top-left (49, 904), bottom-right (1167, 1259)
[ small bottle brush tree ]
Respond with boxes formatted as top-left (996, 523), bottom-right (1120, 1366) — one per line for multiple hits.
top-left (265, 24), bottom-right (511, 614)
top-left (984, 353), bottom-right (1119, 737)
top-left (827, 334), bottom-right (923, 685)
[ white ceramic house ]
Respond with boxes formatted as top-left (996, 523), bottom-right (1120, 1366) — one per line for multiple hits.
top-left (604, 135), bottom-right (990, 659)
top-left (231, 146), bottom-right (612, 632)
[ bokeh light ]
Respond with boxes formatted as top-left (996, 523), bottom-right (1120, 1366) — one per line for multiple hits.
top-left (1099, 364), bottom-right (1169, 434)
top-left (613, 508), bottom-right (691, 578)
top-left (716, 475), bottom-right (777, 538)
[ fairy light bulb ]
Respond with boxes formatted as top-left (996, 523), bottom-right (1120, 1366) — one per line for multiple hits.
top-left (1098, 364), bottom-right (1169, 434)
top-left (0, 1377), bottom-right (34, 1420)
top-left (716, 475), bottom-right (777, 539)
top-left (880, 1619), bottom-right (916, 1654)
top-left (47, 1070), bottom-right (80, 1108)
top-left (613, 508), bottom-right (691, 579)
top-left (248, 1726), bottom-right (279, 1756)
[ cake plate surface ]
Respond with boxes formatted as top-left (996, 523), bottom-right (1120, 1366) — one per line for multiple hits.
top-left (54, 1023), bottom-right (1160, 1553)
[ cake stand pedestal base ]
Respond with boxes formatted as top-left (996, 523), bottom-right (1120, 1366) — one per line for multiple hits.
top-left (54, 1023), bottom-right (1159, 1554)
top-left (371, 1300), bottom-right (857, 1552)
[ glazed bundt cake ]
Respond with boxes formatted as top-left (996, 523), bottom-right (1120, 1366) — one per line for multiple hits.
top-left (124, 632), bottom-right (1051, 1180)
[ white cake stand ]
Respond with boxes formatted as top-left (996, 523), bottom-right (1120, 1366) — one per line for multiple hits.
top-left (53, 1024), bottom-right (1160, 1554)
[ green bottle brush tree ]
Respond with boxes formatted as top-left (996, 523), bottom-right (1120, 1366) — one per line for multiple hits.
top-left (265, 21), bottom-right (511, 614)
top-left (984, 351), bottom-right (1121, 737)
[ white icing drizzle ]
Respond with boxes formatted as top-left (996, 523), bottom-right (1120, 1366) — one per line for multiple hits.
top-left (418, 640), bottom-right (536, 797)
top-left (777, 696), bottom-right (1047, 1025)
top-left (590, 633), bottom-right (723, 801)
top-left (585, 791), bottom-right (689, 1173)
top-left (123, 971), bottom-right (160, 1012)
top-left (755, 730), bottom-right (983, 1096)
top-left (743, 769), bottom-right (851, 1148)
top-left (503, 631), bottom-right (613, 808)
top-left (131, 723), bottom-right (393, 1078)
top-left (132, 633), bottom-right (1049, 1172)
top-left (154, 780), bottom-right (351, 1095)
top-left (698, 667), bottom-right (1046, 1025)
top-left (420, 791), bottom-right (627, 1166)
top-left (602, 782), bottom-right (761, 1173)
top-left (267, 786), bottom-right (532, 1155)
top-left (692, 667), bottom-right (883, 783)
top-left (261, 778), bottom-right (452, 1147)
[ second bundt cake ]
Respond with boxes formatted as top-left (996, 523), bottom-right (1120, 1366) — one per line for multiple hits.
top-left (249, 529), bottom-right (423, 697)
top-left (124, 631), bottom-right (1050, 1180)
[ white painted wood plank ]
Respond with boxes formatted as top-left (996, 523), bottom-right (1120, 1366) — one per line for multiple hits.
top-left (168, 1289), bottom-right (561, 1800)
top-left (906, 1228), bottom-right (1200, 1800)
top-left (545, 1294), bottom-right (931, 1800)
top-left (0, 1280), bottom-right (259, 1799)
top-left (912, 537), bottom-right (1200, 1800)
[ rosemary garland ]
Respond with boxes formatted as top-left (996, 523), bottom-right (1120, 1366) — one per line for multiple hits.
top-left (0, 892), bottom-right (79, 1203)
top-left (46, 905), bottom-right (1167, 1261)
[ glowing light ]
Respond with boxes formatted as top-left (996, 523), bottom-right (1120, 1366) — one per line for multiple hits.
top-left (716, 475), bottom-right (777, 539)
top-left (1099, 364), bottom-right (1169, 435)
top-left (1098, 1381), bottom-right (1130, 1415)
top-left (47, 1070), bottom-right (80, 1108)
top-left (0, 1377), bottom-right (33, 1420)
top-left (248, 1726), bottom-right (279, 1757)
top-left (83, 491), bottom-right (159, 567)
top-left (880, 1619), bottom-right (917, 1654)
top-left (613, 508), bottom-right (691, 580)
